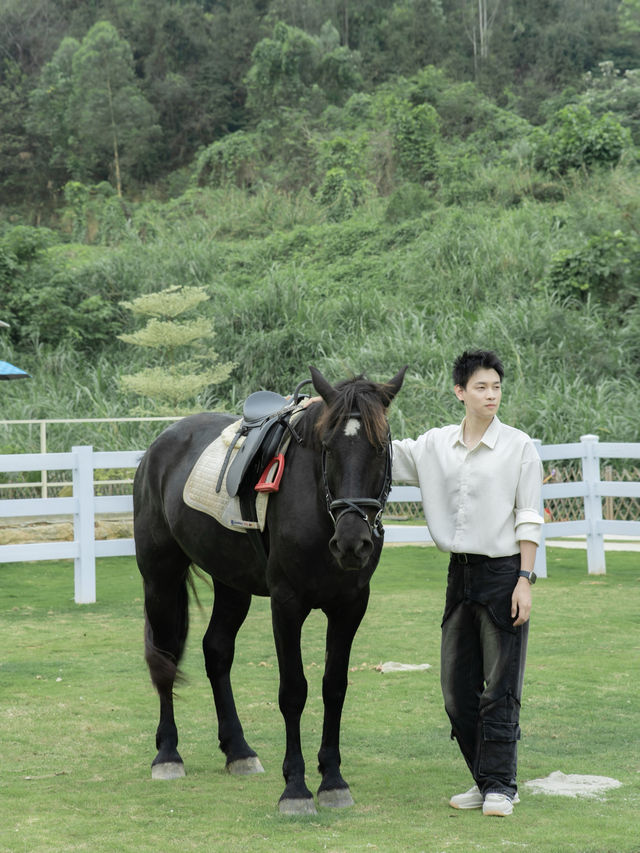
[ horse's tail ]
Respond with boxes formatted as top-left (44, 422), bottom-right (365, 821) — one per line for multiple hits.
top-left (186, 562), bottom-right (212, 612)
top-left (143, 572), bottom-right (190, 694)
top-left (142, 562), bottom-right (212, 693)
top-left (144, 617), bottom-right (184, 694)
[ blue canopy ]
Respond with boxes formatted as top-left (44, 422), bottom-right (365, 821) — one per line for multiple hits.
top-left (0, 360), bottom-right (31, 379)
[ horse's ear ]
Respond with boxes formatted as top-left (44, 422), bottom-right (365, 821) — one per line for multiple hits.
top-left (309, 366), bottom-right (337, 406)
top-left (382, 365), bottom-right (408, 405)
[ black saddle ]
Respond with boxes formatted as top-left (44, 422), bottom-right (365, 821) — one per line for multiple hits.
top-left (218, 380), bottom-right (312, 498)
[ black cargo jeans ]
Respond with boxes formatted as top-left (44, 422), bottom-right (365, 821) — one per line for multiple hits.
top-left (440, 552), bottom-right (528, 799)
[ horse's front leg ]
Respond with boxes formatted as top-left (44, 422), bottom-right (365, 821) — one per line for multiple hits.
top-left (271, 595), bottom-right (316, 815)
top-left (317, 587), bottom-right (370, 808)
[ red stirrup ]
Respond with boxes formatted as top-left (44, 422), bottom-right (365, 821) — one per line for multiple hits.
top-left (255, 454), bottom-right (285, 493)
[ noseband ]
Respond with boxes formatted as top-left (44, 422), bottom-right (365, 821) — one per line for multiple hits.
top-left (321, 415), bottom-right (393, 540)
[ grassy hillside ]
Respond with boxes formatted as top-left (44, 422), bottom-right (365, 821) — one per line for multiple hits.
top-left (1, 66), bottom-right (639, 449)
top-left (2, 166), bottom-right (639, 448)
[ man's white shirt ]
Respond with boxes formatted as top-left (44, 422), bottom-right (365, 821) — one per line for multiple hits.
top-left (392, 416), bottom-right (543, 557)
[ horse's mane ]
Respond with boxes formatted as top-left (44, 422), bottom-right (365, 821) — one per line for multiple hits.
top-left (314, 375), bottom-right (392, 449)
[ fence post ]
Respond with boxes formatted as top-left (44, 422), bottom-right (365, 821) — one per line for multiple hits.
top-left (532, 439), bottom-right (547, 578)
top-left (40, 420), bottom-right (48, 499)
top-left (581, 434), bottom-right (606, 575)
top-left (72, 445), bottom-right (96, 603)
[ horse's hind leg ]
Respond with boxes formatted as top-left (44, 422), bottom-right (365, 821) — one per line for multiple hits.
top-left (140, 548), bottom-right (191, 780)
top-left (204, 581), bottom-right (264, 775)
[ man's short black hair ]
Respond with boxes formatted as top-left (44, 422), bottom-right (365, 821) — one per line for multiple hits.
top-left (452, 349), bottom-right (504, 388)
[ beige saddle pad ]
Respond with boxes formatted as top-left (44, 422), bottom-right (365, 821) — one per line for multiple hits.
top-left (183, 419), bottom-right (269, 532)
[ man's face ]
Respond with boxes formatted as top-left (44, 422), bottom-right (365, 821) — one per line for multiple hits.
top-left (454, 367), bottom-right (502, 420)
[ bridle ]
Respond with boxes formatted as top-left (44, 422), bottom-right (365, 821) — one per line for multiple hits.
top-left (321, 416), bottom-right (393, 540)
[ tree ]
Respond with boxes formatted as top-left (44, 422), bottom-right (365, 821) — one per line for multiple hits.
top-left (244, 20), bottom-right (361, 118)
top-left (461, 0), bottom-right (501, 77)
top-left (350, 0), bottom-right (447, 81)
top-left (0, 59), bottom-right (38, 201)
top-left (245, 20), bottom-right (320, 115)
top-left (618, 0), bottom-right (640, 36)
top-left (118, 286), bottom-right (236, 414)
top-left (66, 21), bottom-right (161, 195)
top-left (28, 36), bottom-right (79, 183)
top-left (133, 0), bottom-right (250, 166)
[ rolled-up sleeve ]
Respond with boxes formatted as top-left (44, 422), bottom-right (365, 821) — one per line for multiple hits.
top-left (392, 437), bottom-right (420, 484)
top-left (515, 446), bottom-right (544, 544)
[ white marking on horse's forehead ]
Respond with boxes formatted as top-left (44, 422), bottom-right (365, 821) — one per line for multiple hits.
top-left (344, 418), bottom-right (361, 437)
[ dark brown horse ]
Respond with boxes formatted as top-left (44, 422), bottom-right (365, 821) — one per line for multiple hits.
top-left (133, 366), bottom-right (406, 814)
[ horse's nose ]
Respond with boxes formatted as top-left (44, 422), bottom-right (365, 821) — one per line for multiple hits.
top-left (329, 523), bottom-right (374, 571)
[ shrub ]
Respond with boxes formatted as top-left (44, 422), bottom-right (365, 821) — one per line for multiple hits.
top-left (581, 63), bottom-right (640, 144)
top-left (1, 225), bottom-right (59, 261)
top-left (0, 247), bottom-right (18, 287)
top-left (317, 167), bottom-right (369, 221)
top-left (318, 135), bottom-right (367, 178)
top-left (534, 104), bottom-right (630, 174)
top-left (384, 183), bottom-right (435, 222)
top-left (546, 229), bottom-right (640, 308)
top-left (436, 147), bottom-right (485, 205)
top-left (392, 101), bottom-right (440, 183)
top-left (194, 132), bottom-right (261, 189)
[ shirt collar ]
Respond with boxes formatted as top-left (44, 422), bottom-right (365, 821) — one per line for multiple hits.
top-left (454, 415), bottom-right (501, 449)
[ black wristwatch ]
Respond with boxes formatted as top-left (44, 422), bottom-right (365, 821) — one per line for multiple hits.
top-left (518, 570), bottom-right (536, 584)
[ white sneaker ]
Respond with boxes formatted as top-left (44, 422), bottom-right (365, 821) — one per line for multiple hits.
top-left (449, 785), bottom-right (483, 809)
top-left (483, 792), bottom-right (515, 816)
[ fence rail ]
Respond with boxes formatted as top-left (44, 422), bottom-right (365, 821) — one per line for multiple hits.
top-left (0, 435), bottom-right (639, 603)
top-left (0, 416), bottom-right (181, 498)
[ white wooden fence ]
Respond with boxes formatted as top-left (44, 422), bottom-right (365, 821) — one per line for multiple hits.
top-left (0, 435), bottom-right (638, 603)
top-left (0, 447), bottom-right (144, 603)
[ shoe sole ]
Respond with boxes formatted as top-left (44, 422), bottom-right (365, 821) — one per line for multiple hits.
top-left (450, 793), bottom-right (520, 811)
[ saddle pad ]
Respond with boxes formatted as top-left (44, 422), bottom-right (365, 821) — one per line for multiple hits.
top-left (182, 419), bottom-right (269, 532)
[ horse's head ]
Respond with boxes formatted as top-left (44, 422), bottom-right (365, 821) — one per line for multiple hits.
top-left (310, 365), bottom-right (407, 571)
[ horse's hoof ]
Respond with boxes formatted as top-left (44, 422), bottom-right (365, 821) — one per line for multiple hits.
top-left (318, 788), bottom-right (355, 808)
top-left (226, 756), bottom-right (265, 775)
top-left (278, 797), bottom-right (318, 816)
top-left (151, 761), bottom-right (186, 780)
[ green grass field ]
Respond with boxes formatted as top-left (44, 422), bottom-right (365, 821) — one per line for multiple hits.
top-left (1, 547), bottom-right (639, 853)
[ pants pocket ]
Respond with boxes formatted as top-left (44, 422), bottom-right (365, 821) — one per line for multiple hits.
top-left (482, 721), bottom-right (521, 742)
top-left (478, 721), bottom-right (521, 782)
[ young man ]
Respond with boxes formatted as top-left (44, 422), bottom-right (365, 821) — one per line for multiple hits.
top-left (391, 350), bottom-right (543, 817)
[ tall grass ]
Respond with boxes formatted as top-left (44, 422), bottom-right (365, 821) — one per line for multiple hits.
top-left (0, 344), bottom-right (175, 453)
